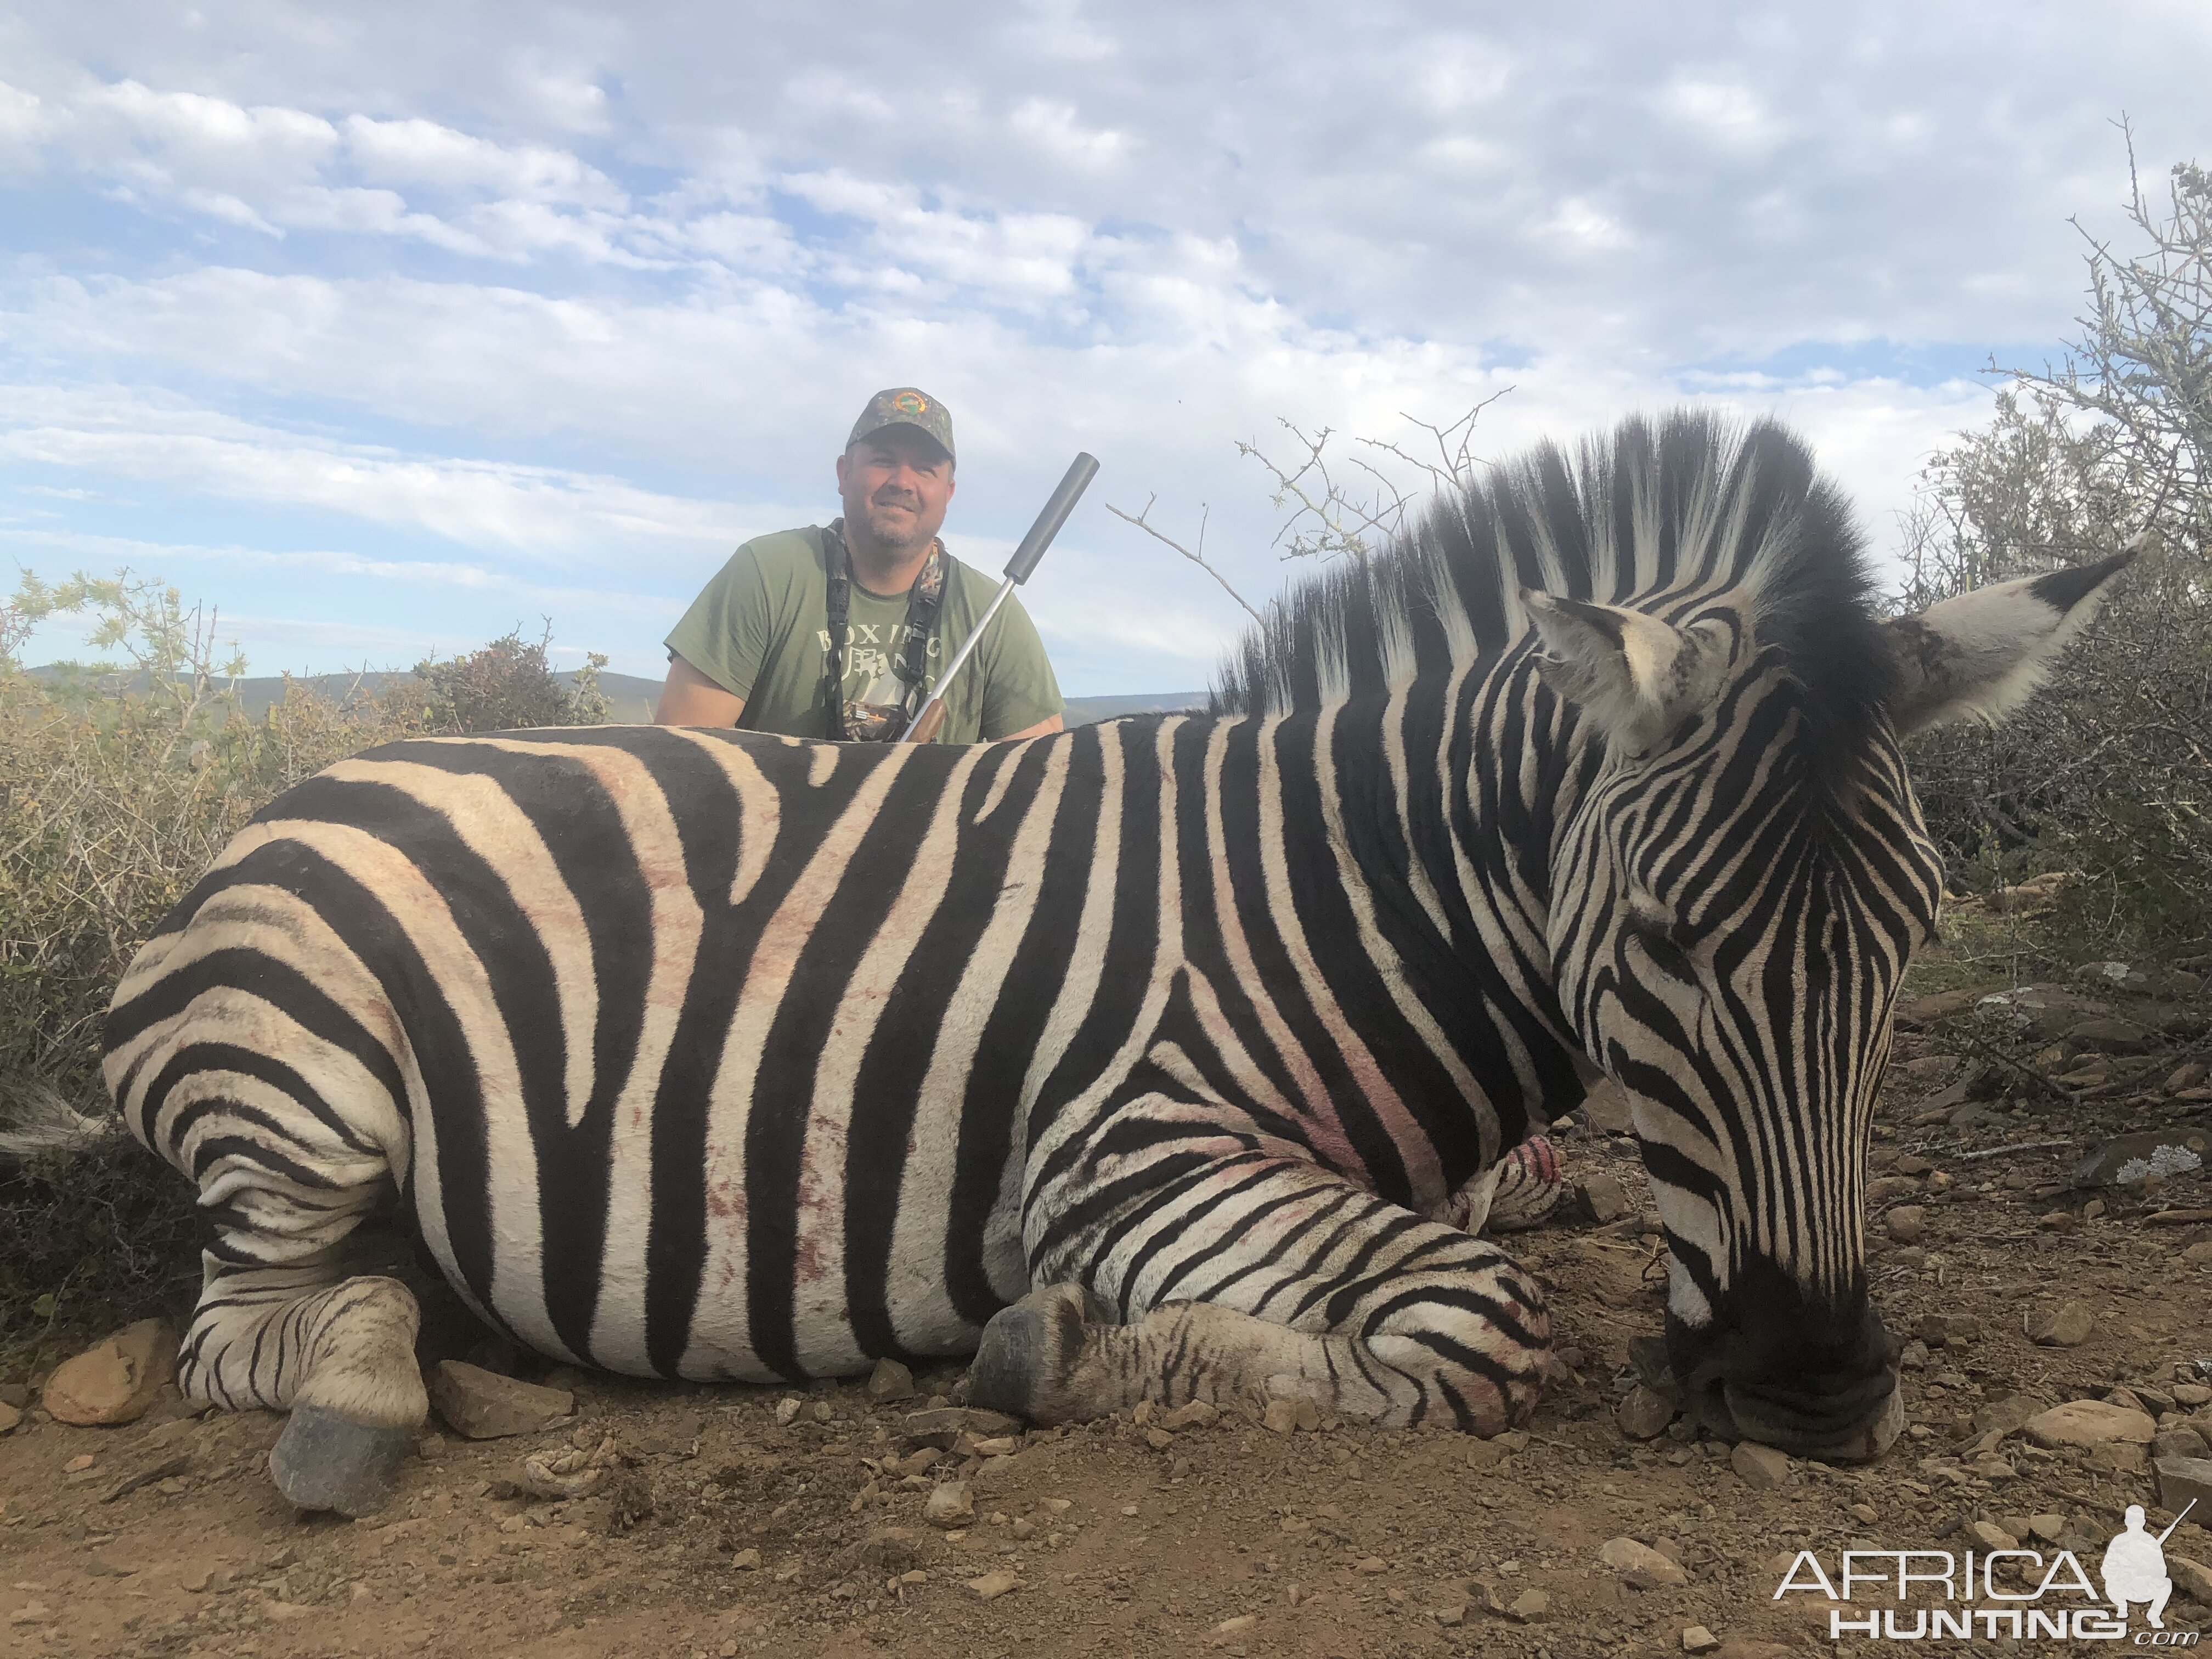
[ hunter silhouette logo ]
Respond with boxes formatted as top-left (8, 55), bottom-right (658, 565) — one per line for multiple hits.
top-left (2105, 1504), bottom-right (2196, 1630)
top-left (1771, 1498), bottom-right (2200, 1643)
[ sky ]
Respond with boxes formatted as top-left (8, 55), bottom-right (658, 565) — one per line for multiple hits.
top-left (1, 2), bottom-right (2205, 696)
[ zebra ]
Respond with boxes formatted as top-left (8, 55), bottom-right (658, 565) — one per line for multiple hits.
top-left (103, 410), bottom-right (2131, 1516)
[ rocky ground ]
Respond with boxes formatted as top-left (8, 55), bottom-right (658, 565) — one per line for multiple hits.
top-left (3, 901), bottom-right (2209, 1659)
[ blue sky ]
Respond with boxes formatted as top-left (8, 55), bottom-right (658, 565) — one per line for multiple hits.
top-left (2, 2), bottom-right (2205, 695)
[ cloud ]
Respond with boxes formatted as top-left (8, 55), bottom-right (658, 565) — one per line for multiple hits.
top-left (0, 0), bottom-right (2201, 689)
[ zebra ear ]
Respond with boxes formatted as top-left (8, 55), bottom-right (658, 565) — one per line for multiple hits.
top-left (1882, 542), bottom-right (2143, 738)
top-left (1521, 590), bottom-right (1727, 752)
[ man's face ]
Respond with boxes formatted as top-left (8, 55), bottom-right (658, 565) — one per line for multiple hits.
top-left (836, 427), bottom-right (955, 557)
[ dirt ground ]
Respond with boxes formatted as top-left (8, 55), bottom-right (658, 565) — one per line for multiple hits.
top-left (4, 904), bottom-right (2210, 1659)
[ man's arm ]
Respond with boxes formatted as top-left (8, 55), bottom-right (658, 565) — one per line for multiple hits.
top-left (655, 654), bottom-right (746, 727)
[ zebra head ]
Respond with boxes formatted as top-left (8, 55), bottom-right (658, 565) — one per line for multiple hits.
top-left (1524, 522), bottom-right (2135, 1463)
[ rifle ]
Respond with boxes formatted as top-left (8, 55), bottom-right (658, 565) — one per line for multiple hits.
top-left (900, 452), bottom-right (1098, 744)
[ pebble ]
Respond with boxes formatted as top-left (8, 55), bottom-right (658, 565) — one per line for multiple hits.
top-left (0, 1401), bottom-right (19, 1435)
top-left (924, 1482), bottom-right (974, 1528)
top-left (1681, 1626), bottom-right (1720, 1654)
top-left (1967, 1520), bottom-right (2016, 1551)
top-left (1157, 1400), bottom-right (1219, 1432)
top-left (2027, 1514), bottom-right (2064, 1543)
top-left (41, 1320), bottom-right (176, 1427)
top-left (1866, 1176), bottom-right (1921, 1205)
top-left (2154, 1428), bottom-right (2211, 1462)
top-left (2038, 1211), bottom-right (2077, 1232)
top-left (2063, 1017), bottom-right (2152, 1054)
top-left (2024, 1400), bottom-right (2156, 1449)
top-left (732, 1548), bottom-right (760, 1570)
top-left (2027, 1302), bottom-right (2094, 1347)
top-left (428, 1362), bottom-right (573, 1440)
top-left (966, 1569), bottom-right (1019, 1600)
top-left (1576, 1173), bottom-right (1632, 1225)
top-left (866, 1358), bottom-right (917, 1404)
top-left (774, 1396), bottom-right (803, 1426)
top-left (1355, 1556), bottom-right (1387, 1575)
top-left (1886, 1206), bottom-right (1925, 1245)
top-left (1730, 1442), bottom-right (1790, 1488)
top-left (1599, 1536), bottom-right (1688, 1588)
top-left (2176, 1384), bottom-right (2212, 1408)
top-left (1506, 1588), bottom-right (1550, 1622)
top-left (1616, 1385), bottom-right (1676, 1441)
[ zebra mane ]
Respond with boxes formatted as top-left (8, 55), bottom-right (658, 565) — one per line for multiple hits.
top-left (1210, 409), bottom-right (1898, 770)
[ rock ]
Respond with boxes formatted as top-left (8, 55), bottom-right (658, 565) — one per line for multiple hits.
top-left (2156, 1457), bottom-right (2212, 1514)
top-left (0, 1401), bottom-right (19, 1435)
top-left (902, 1407), bottom-right (1024, 1449)
top-left (1157, 1400), bottom-right (1219, 1432)
top-left (2171, 1556), bottom-right (2212, 1606)
top-left (2073, 1128), bottom-right (2211, 1188)
top-left (2024, 1400), bottom-right (2157, 1449)
top-left (1576, 1173), bottom-right (1632, 1226)
top-left (1681, 1627), bottom-right (1721, 1655)
top-left (1616, 1385), bottom-right (1677, 1441)
top-left (1355, 1556), bottom-right (1387, 1575)
top-left (2027, 1302), bottom-right (2095, 1347)
top-left (866, 1358), bottom-right (917, 1404)
top-left (1731, 1442), bottom-right (1791, 1488)
top-left (427, 1362), bottom-right (572, 1440)
top-left (1582, 1079), bottom-right (1635, 1135)
top-left (1214, 1614), bottom-right (1259, 1635)
top-left (1886, 1206), bottom-right (1925, 1245)
top-left (1263, 1399), bottom-right (1300, 1436)
top-left (2063, 1018), bottom-right (2152, 1054)
top-left (2038, 1211), bottom-right (2077, 1232)
top-left (0, 1382), bottom-right (27, 1408)
top-left (2155, 1428), bottom-right (2211, 1462)
top-left (1599, 1536), bottom-right (1689, 1588)
top-left (966, 1570), bottom-right (1019, 1600)
top-left (732, 1547), bottom-right (760, 1570)
top-left (1972, 1395), bottom-right (2051, 1438)
top-left (1896, 989), bottom-right (1984, 1027)
top-left (41, 1320), bottom-right (176, 1427)
top-left (2176, 1383), bottom-right (2212, 1407)
top-left (924, 1481), bottom-right (974, 1527)
top-left (1506, 1588), bottom-right (1549, 1622)
top-left (774, 1396), bottom-right (803, 1426)
top-left (1967, 1520), bottom-right (2016, 1551)
top-left (1866, 1176), bottom-right (1921, 1205)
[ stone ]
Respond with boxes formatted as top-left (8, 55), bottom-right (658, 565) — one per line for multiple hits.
top-left (1616, 1385), bottom-right (1677, 1440)
top-left (774, 1396), bottom-right (803, 1426)
top-left (2038, 1211), bottom-right (2077, 1232)
top-left (1582, 1079), bottom-right (1635, 1135)
top-left (2025, 1400), bottom-right (2156, 1449)
top-left (1866, 1176), bottom-right (1921, 1205)
top-left (0, 1382), bottom-right (27, 1408)
top-left (2063, 1018), bottom-right (2153, 1054)
top-left (2027, 1302), bottom-right (2095, 1347)
top-left (1896, 989), bottom-right (1984, 1027)
top-left (1576, 1172), bottom-right (1632, 1226)
top-left (2074, 1128), bottom-right (2211, 1188)
top-left (1885, 1206), bottom-right (1926, 1244)
top-left (1213, 1614), bottom-right (1259, 1635)
top-left (866, 1358), bottom-right (916, 1404)
top-left (2027, 1514), bottom-right (2064, 1542)
top-left (1355, 1556), bottom-right (1387, 1575)
top-left (966, 1570), bottom-right (1018, 1600)
top-left (1893, 1154), bottom-right (1932, 1176)
top-left (1599, 1536), bottom-right (1689, 1588)
top-left (902, 1407), bottom-right (1024, 1449)
top-left (1681, 1627), bottom-right (1721, 1655)
top-left (2171, 1556), bottom-right (2212, 1606)
top-left (924, 1481), bottom-right (974, 1527)
top-left (1506, 1588), bottom-right (1550, 1622)
top-left (1157, 1400), bottom-right (1219, 1432)
top-left (1731, 1442), bottom-right (1791, 1488)
top-left (732, 1547), bottom-right (760, 1570)
top-left (2155, 1428), bottom-right (2211, 1462)
top-left (2176, 1383), bottom-right (2212, 1407)
top-left (2155, 1457), bottom-right (2212, 1514)
top-left (1967, 1520), bottom-right (2016, 1551)
top-left (41, 1320), bottom-right (176, 1427)
top-left (1263, 1399), bottom-right (1300, 1436)
top-left (428, 1362), bottom-right (573, 1440)
top-left (0, 1400), bottom-right (19, 1435)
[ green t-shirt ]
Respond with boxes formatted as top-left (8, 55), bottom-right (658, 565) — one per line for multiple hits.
top-left (665, 527), bottom-right (1063, 743)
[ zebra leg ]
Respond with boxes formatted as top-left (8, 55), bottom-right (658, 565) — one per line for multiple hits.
top-left (974, 1155), bottom-right (1550, 1433)
top-left (184, 1251), bottom-right (428, 1516)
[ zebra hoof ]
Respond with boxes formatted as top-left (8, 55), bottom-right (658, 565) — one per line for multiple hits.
top-left (968, 1282), bottom-right (1099, 1423)
top-left (270, 1404), bottom-right (413, 1517)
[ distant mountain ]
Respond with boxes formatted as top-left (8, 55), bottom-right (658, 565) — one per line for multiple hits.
top-left (26, 665), bottom-right (1205, 728)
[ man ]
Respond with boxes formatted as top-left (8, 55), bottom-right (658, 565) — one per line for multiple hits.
top-left (657, 388), bottom-right (1064, 743)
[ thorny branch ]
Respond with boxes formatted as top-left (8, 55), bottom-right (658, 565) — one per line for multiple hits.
top-left (1104, 497), bottom-right (1266, 628)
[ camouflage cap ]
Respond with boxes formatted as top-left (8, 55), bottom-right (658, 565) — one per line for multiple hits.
top-left (847, 387), bottom-right (955, 462)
